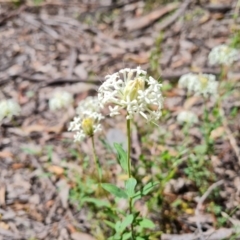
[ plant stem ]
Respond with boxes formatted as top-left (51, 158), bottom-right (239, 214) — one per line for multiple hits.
top-left (126, 117), bottom-right (134, 239)
top-left (127, 118), bottom-right (131, 178)
top-left (91, 136), bottom-right (102, 183)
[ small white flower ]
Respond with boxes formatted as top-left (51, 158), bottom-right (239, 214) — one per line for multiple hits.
top-left (68, 97), bottom-right (104, 142)
top-left (0, 99), bottom-right (21, 122)
top-left (208, 44), bottom-right (239, 66)
top-left (178, 73), bottom-right (219, 97)
top-left (98, 66), bottom-right (163, 122)
top-left (177, 111), bottom-right (198, 125)
top-left (49, 91), bottom-right (73, 111)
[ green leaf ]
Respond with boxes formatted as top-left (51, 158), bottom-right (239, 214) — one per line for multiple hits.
top-left (142, 181), bottom-right (159, 195)
top-left (136, 237), bottom-right (145, 240)
top-left (104, 220), bottom-right (115, 229)
top-left (139, 218), bottom-right (155, 229)
top-left (101, 183), bottom-right (128, 199)
top-left (120, 214), bottom-right (134, 232)
top-left (81, 197), bottom-right (110, 207)
top-left (125, 178), bottom-right (137, 198)
top-left (114, 143), bottom-right (128, 173)
top-left (194, 144), bottom-right (207, 154)
top-left (122, 232), bottom-right (132, 240)
top-left (133, 181), bottom-right (159, 201)
top-left (115, 221), bottom-right (122, 232)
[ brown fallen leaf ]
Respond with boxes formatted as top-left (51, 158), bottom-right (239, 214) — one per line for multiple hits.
top-left (47, 165), bottom-right (64, 175)
top-left (124, 3), bottom-right (179, 31)
top-left (71, 232), bottom-right (96, 240)
top-left (0, 184), bottom-right (6, 206)
top-left (22, 124), bottom-right (46, 134)
top-left (124, 53), bottom-right (149, 64)
top-left (183, 96), bottom-right (200, 109)
top-left (210, 126), bottom-right (225, 139)
top-left (0, 222), bottom-right (9, 230)
top-left (0, 151), bottom-right (13, 158)
top-left (11, 163), bottom-right (25, 169)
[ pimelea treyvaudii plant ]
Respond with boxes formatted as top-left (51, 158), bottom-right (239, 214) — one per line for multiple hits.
top-left (68, 96), bottom-right (104, 182)
top-left (177, 110), bottom-right (199, 125)
top-left (98, 66), bottom-right (163, 239)
top-left (208, 44), bottom-right (239, 66)
top-left (0, 99), bottom-right (21, 123)
top-left (178, 73), bottom-right (219, 97)
top-left (49, 91), bottom-right (73, 111)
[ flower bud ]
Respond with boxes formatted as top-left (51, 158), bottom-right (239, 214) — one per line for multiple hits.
top-left (82, 118), bottom-right (94, 136)
top-left (123, 77), bottom-right (145, 101)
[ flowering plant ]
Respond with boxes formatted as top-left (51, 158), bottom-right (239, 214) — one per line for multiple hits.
top-left (0, 99), bottom-right (21, 122)
top-left (179, 73), bottom-right (218, 97)
top-left (208, 44), bottom-right (239, 66)
top-left (49, 91), bottom-right (73, 111)
top-left (98, 66), bottom-right (163, 122)
top-left (68, 96), bottom-right (104, 142)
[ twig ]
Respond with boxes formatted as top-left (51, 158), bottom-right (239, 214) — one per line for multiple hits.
top-left (219, 107), bottom-right (240, 165)
top-left (154, 0), bottom-right (192, 34)
top-left (195, 180), bottom-right (224, 240)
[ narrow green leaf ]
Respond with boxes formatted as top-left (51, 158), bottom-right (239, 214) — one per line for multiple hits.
top-left (136, 237), bottom-right (145, 240)
top-left (133, 181), bottom-right (159, 201)
top-left (81, 197), bottom-right (110, 207)
top-left (114, 143), bottom-right (128, 173)
top-left (120, 214), bottom-right (134, 232)
top-left (125, 178), bottom-right (137, 198)
top-left (142, 181), bottom-right (159, 195)
top-left (139, 218), bottom-right (155, 229)
top-left (104, 220), bottom-right (115, 229)
top-left (101, 183), bottom-right (128, 199)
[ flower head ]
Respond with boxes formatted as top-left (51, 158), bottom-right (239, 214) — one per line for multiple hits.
top-left (0, 99), bottom-right (21, 122)
top-left (68, 96), bottom-right (104, 142)
top-left (208, 44), bottom-right (239, 66)
top-left (98, 66), bottom-right (163, 121)
top-left (177, 111), bottom-right (198, 125)
top-left (179, 73), bottom-right (218, 97)
top-left (49, 91), bottom-right (73, 111)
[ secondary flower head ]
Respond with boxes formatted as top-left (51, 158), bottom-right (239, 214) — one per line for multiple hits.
top-left (177, 110), bottom-right (198, 125)
top-left (98, 66), bottom-right (163, 121)
top-left (49, 91), bottom-right (73, 111)
top-left (179, 73), bottom-right (218, 97)
top-left (0, 99), bottom-right (21, 122)
top-left (208, 44), bottom-right (239, 66)
top-left (68, 96), bottom-right (104, 142)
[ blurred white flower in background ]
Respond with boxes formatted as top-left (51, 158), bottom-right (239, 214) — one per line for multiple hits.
top-left (178, 73), bottom-right (218, 97)
top-left (49, 91), bottom-right (73, 111)
top-left (177, 111), bottom-right (198, 125)
top-left (0, 99), bottom-right (21, 122)
top-left (98, 66), bottom-right (163, 122)
top-left (178, 73), bottom-right (199, 92)
top-left (208, 44), bottom-right (239, 66)
top-left (68, 96), bottom-right (104, 142)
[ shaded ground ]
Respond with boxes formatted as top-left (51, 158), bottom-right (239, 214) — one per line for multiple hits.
top-left (0, 0), bottom-right (240, 239)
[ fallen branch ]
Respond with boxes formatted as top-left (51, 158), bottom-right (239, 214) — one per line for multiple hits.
top-left (195, 180), bottom-right (224, 240)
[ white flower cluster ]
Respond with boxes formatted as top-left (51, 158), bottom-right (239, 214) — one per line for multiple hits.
top-left (177, 111), bottom-right (198, 125)
top-left (98, 66), bottom-right (163, 121)
top-left (208, 44), bottom-right (239, 66)
top-left (49, 91), bottom-right (73, 111)
top-left (0, 99), bottom-right (21, 122)
top-left (68, 96), bottom-right (104, 142)
top-left (178, 73), bottom-right (218, 97)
